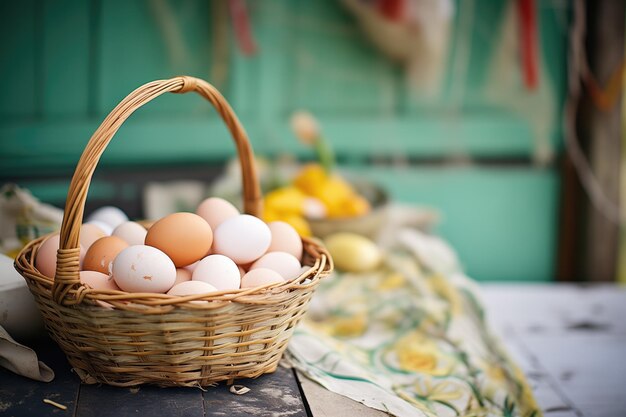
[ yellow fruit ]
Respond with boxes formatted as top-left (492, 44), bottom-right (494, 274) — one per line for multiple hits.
top-left (343, 195), bottom-right (370, 217)
top-left (264, 186), bottom-right (306, 215)
top-left (324, 232), bottom-right (381, 272)
top-left (282, 215), bottom-right (312, 237)
top-left (293, 164), bottom-right (328, 195)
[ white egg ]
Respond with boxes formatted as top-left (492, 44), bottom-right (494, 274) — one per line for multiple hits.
top-left (167, 280), bottom-right (217, 296)
top-left (112, 245), bottom-right (176, 293)
top-left (85, 220), bottom-right (113, 236)
top-left (250, 252), bottom-right (301, 280)
top-left (192, 254), bottom-right (240, 291)
top-left (87, 206), bottom-right (128, 229)
top-left (213, 215), bottom-right (271, 264)
top-left (241, 268), bottom-right (285, 289)
top-left (112, 221), bottom-right (147, 246)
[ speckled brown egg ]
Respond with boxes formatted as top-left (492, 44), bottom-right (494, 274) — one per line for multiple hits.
top-left (82, 236), bottom-right (129, 275)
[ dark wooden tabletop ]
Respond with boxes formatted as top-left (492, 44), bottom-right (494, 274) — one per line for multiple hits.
top-left (0, 336), bottom-right (310, 417)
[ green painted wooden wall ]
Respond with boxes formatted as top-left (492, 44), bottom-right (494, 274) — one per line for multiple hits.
top-left (0, 0), bottom-right (569, 281)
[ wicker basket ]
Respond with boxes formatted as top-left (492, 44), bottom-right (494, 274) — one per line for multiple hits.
top-left (14, 76), bottom-right (333, 388)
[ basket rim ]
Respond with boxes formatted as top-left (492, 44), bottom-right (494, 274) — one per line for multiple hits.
top-left (15, 232), bottom-right (332, 313)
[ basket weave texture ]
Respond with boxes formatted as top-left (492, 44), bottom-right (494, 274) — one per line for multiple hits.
top-left (14, 76), bottom-right (333, 387)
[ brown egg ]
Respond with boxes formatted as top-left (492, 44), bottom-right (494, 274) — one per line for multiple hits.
top-left (82, 236), bottom-right (128, 274)
top-left (145, 212), bottom-right (213, 267)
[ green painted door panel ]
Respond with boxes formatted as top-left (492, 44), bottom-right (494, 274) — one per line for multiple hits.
top-left (98, 0), bottom-right (215, 116)
top-left (42, 0), bottom-right (91, 117)
top-left (0, 0), bottom-right (37, 119)
top-left (348, 166), bottom-right (559, 282)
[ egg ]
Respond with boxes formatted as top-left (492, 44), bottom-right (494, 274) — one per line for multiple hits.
top-left (238, 265), bottom-right (246, 278)
top-left (112, 221), bottom-right (147, 246)
top-left (35, 234), bottom-right (86, 278)
top-left (145, 212), bottom-right (213, 267)
top-left (250, 252), bottom-right (301, 280)
top-left (112, 245), bottom-right (176, 293)
top-left (167, 280), bottom-right (217, 296)
top-left (80, 223), bottom-right (108, 250)
top-left (82, 236), bottom-right (129, 275)
top-left (80, 270), bottom-right (120, 291)
top-left (241, 268), bottom-right (285, 289)
top-left (324, 233), bottom-right (382, 272)
top-left (85, 220), bottom-right (113, 235)
top-left (174, 268), bottom-right (192, 285)
top-left (267, 221), bottom-right (303, 260)
top-left (196, 197), bottom-right (240, 231)
top-left (87, 206), bottom-right (128, 229)
top-left (213, 215), bottom-right (271, 264)
top-left (192, 254), bottom-right (240, 291)
top-left (184, 261), bottom-right (199, 272)
top-left (303, 197), bottom-right (327, 219)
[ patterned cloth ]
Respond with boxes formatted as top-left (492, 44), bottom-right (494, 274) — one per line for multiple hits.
top-left (287, 229), bottom-right (540, 417)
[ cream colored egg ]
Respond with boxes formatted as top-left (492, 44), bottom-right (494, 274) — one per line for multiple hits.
top-left (35, 234), bottom-right (86, 279)
top-left (80, 270), bottom-right (120, 291)
top-left (167, 280), bottom-right (217, 296)
top-left (112, 245), bottom-right (176, 293)
top-left (196, 197), bottom-right (240, 231)
top-left (241, 268), bottom-right (285, 289)
top-left (324, 233), bottom-right (382, 273)
top-left (267, 221), bottom-right (303, 260)
top-left (192, 254), bottom-right (240, 291)
top-left (112, 221), bottom-right (147, 246)
top-left (87, 206), bottom-right (128, 229)
top-left (213, 215), bottom-right (271, 264)
top-left (250, 252), bottom-right (301, 280)
top-left (80, 223), bottom-right (107, 250)
top-left (85, 220), bottom-right (113, 235)
top-left (174, 268), bottom-right (192, 285)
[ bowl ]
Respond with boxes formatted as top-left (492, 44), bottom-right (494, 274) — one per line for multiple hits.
top-left (308, 179), bottom-right (389, 239)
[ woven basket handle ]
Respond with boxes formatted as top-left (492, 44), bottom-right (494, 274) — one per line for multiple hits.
top-left (53, 76), bottom-right (262, 304)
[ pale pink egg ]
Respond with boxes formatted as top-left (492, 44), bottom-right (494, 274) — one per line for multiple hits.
top-left (35, 234), bottom-right (86, 279)
top-left (250, 252), bottom-right (301, 280)
top-left (167, 280), bottom-right (217, 296)
top-left (79, 223), bottom-right (107, 250)
top-left (80, 270), bottom-right (120, 291)
top-left (196, 197), bottom-right (240, 231)
top-left (112, 221), bottom-right (147, 246)
top-left (192, 255), bottom-right (240, 291)
top-left (241, 268), bottom-right (285, 289)
top-left (174, 268), bottom-right (192, 285)
top-left (267, 221), bottom-right (303, 260)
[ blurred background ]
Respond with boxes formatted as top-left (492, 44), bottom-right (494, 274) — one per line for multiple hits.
top-left (0, 0), bottom-right (623, 283)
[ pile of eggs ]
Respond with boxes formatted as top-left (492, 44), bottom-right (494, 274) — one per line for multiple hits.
top-left (35, 198), bottom-right (306, 298)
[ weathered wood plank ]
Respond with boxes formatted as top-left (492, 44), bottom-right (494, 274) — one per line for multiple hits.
top-left (76, 383), bottom-right (204, 417)
top-left (202, 366), bottom-right (308, 417)
top-left (297, 370), bottom-right (386, 417)
top-left (482, 284), bottom-right (626, 417)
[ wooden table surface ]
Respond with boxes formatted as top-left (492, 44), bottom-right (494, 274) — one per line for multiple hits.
top-left (2, 284), bottom-right (625, 417)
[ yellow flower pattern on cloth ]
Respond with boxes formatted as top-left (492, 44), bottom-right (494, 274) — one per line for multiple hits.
top-left (287, 229), bottom-right (541, 417)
